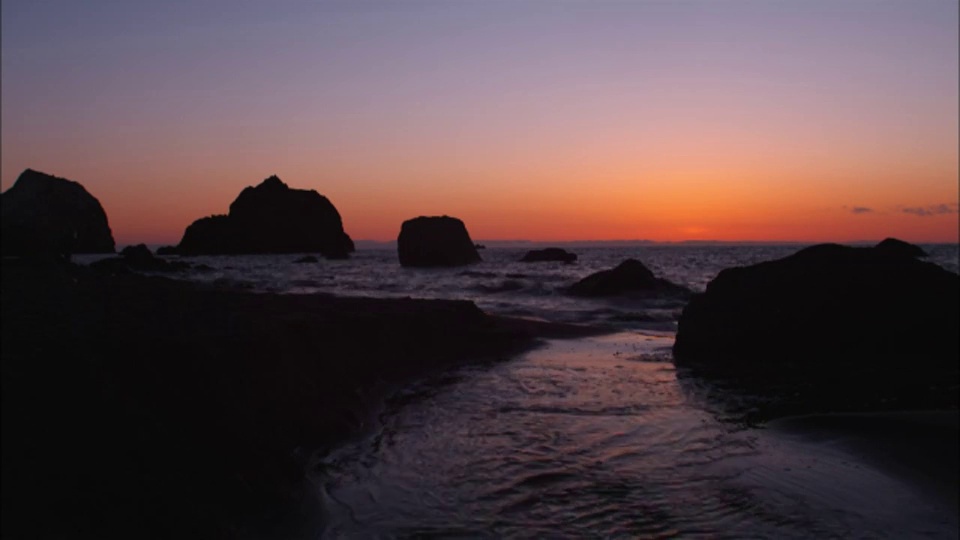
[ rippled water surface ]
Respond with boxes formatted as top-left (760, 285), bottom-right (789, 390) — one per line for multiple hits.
top-left (314, 333), bottom-right (957, 539)
top-left (76, 243), bottom-right (959, 537)
top-left (90, 243), bottom-right (960, 330)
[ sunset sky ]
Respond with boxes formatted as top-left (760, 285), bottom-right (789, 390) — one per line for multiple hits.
top-left (2, 0), bottom-right (957, 245)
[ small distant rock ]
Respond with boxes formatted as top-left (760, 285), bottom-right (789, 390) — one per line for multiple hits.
top-left (156, 245), bottom-right (179, 256)
top-left (1, 169), bottom-right (116, 257)
top-left (474, 243), bottom-right (486, 250)
top-left (92, 243), bottom-right (189, 274)
top-left (397, 216), bottom-right (482, 267)
top-left (520, 248), bottom-right (577, 263)
top-left (568, 259), bottom-right (690, 297)
top-left (294, 255), bottom-right (319, 263)
top-left (874, 237), bottom-right (927, 258)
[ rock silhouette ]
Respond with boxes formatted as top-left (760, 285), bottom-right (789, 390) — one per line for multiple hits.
top-left (176, 176), bottom-right (354, 258)
top-left (2, 256), bottom-right (602, 537)
top-left (397, 216), bottom-right (482, 267)
top-left (568, 259), bottom-right (690, 297)
top-left (520, 247), bottom-right (577, 263)
top-left (874, 237), bottom-right (928, 258)
top-left (673, 240), bottom-right (959, 411)
top-left (91, 244), bottom-right (191, 274)
top-left (1, 169), bottom-right (115, 256)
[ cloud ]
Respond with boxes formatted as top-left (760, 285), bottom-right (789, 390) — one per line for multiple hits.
top-left (901, 203), bottom-right (959, 217)
top-left (848, 206), bottom-right (873, 214)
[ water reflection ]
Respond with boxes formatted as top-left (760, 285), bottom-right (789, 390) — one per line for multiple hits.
top-left (314, 333), bottom-right (956, 539)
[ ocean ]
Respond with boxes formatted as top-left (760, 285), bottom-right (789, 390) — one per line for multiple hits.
top-left (106, 242), bottom-right (960, 331)
top-left (80, 243), bottom-right (960, 538)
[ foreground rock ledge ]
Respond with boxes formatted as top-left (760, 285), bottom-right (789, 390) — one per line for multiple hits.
top-left (0, 259), bottom-right (600, 538)
top-left (673, 240), bottom-right (959, 413)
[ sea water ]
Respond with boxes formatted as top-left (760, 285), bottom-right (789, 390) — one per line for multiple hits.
top-left (110, 243), bottom-right (959, 331)
top-left (315, 333), bottom-right (958, 538)
top-left (77, 243), bottom-right (960, 537)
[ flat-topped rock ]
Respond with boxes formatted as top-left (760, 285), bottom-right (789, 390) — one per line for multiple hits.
top-left (397, 216), bottom-right (481, 267)
top-left (1, 169), bottom-right (115, 256)
top-left (176, 175), bottom-right (354, 258)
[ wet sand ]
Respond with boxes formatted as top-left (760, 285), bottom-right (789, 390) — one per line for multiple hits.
top-left (767, 411), bottom-right (959, 507)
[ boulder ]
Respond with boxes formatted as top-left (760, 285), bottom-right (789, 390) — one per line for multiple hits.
top-left (520, 247), bottom-right (577, 263)
top-left (156, 245), bottom-right (180, 256)
top-left (1, 169), bottom-right (115, 256)
top-left (92, 244), bottom-right (189, 274)
top-left (874, 237), bottom-right (927, 258)
top-left (672, 241), bottom-right (959, 411)
top-left (397, 216), bottom-right (481, 267)
top-left (176, 176), bottom-right (354, 258)
top-left (568, 259), bottom-right (689, 297)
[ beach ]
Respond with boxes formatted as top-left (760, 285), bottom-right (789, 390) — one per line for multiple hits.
top-left (2, 250), bottom-right (957, 538)
top-left (0, 258), bottom-right (606, 538)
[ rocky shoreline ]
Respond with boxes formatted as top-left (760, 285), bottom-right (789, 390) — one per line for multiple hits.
top-left (0, 257), bottom-right (608, 538)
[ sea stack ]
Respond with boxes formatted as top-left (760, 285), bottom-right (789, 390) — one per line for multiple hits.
top-left (397, 216), bottom-right (482, 267)
top-left (0, 168), bottom-right (116, 256)
top-left (176, 175), bottom-right (354, 258)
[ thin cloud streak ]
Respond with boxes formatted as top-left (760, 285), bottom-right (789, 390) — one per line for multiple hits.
top-left (901, 203), bottom-right (959, 217)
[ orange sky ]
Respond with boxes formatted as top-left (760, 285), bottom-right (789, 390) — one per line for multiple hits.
top-left (2, 1), bottom-right (958, 245)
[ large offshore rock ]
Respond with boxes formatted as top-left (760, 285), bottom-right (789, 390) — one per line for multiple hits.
top-left (672, 239), bottom-right (959, 409)
top-left (176, 176), bottom-right (354, 258)
top-left (568, 259), bottom-right (690, 297)
top-left (397, 216), bottom-right (482, 267)
top-left (1, 169), bottom-right (115, 256)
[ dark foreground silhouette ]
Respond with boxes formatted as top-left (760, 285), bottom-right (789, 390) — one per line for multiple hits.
top-left (0, 258), bottom-right (604, 538)
top-left (673, 239), bottom-right (959, 416)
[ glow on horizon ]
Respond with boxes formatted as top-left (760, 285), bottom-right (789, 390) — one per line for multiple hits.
top-left (2, 1), bottom-right (957, 245)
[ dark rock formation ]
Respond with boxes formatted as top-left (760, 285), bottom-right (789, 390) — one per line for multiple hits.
top-left (1, 169), bottom-right (115, 256)
top-left (156, 245), bottom-right (179, 256)
top-left (397, 216), bottom-right (481, 267)
top-left (294, 255), bottom-right (318, 263)
top-left (91, 244), bottom-right (190, 274)
top-left (176, 176), bottom-right (354, 258)
top-left (568, 259), bottom-right (690, 297)
top-left (673, 241), bottom-right (959, 412)
top-left (1, 257), bottom-right (601, 538)
top-left (520, 247), bottom-right (577, 263)
top-left (874, 237), bottom-right (927, 258)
